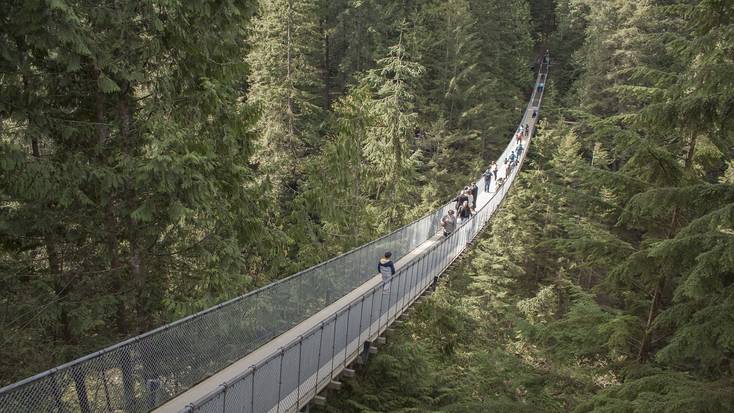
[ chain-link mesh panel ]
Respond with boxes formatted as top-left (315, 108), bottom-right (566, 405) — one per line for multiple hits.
top-left (278, 343), bottom-right (300, 412)
top-left (222, 370), bottom-right (252, 413)
top-left (358, 292), bottom-right (374, 344)
top-left (345, 301), bottom-right (363, 362)
top-left (252, 356), bottom-right (280, 413)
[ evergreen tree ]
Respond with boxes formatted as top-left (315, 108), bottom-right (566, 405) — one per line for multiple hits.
top-left (247, 0), bottom-right (324, 206)
top-left (291, 85), bottom-right (378, 260)
top-left (363, 31), bottom-right (425, 228)
top-left (0, 0), bottom-right (272, 384)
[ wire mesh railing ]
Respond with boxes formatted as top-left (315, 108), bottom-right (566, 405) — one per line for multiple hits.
top-left (0, 60), bottom-right (548, 413)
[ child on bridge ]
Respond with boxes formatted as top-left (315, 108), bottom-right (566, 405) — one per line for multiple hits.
top-left (378, 252), bottom-right (396, 293)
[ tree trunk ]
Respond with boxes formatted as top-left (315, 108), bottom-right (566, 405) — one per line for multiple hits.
top-left (636, 134), bottom-right (695, 361)
top-left (30, 136), bottom-right (73, 343)
top-left (117, 85), bottom-right (145, 331)
top-left (684, 132), bottom-right (697, 169)
top-left (90, 66), bottom-right (130, 336)
top-left (286, 0), bottom-right (295, 139)
top-left (322, 20), bottom-right (331, 110)
top-left (390, 31), bottom-right (405, 226)
top-left (636, 277), bottom-right (664, 362)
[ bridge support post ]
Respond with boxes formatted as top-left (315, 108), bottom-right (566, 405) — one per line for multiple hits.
top-left (360, 341), bottom-right (370, 364)
top-left (314, 395), bottom-right (327, 406)
top-left (71, 367), bottom-right (92, 413)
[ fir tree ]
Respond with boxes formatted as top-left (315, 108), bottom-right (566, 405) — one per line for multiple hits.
top-left (247, 0), bottom-right (324, 206)
top-left (363, 30), bottom-right (425, 228)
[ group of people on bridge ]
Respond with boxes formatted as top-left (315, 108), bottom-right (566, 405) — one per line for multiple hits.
top-left (439, 125), bottom-right (528, 239)
top-left (376, 125), bottom-right (528, 293)
top-left (375, 49), bottom-right (546, 296)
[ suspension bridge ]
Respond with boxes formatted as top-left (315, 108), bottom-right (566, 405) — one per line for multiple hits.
top-left (0, 61), bottom-right (549, 413)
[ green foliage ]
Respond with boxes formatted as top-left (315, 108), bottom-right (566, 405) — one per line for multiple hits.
top-left (0, 0), bottom-right (277, 384)
top-left (535, 291), bottom-right (639, 361)
top-left (362, 34), bottom-right (425, 227)
top-left (574, 370), bottom-right (734, 413)
top-left (247, 0), bottom-right (324, 204)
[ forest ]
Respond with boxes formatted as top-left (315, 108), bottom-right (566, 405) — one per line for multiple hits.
top-left (1, 0), bottom-right (733, 411)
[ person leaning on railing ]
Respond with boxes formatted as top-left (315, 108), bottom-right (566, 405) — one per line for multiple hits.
top-left (441, 209), bottom-right (457, 237)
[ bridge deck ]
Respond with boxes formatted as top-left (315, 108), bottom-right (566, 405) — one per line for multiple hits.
top-left (154, 76), bottom-right (541, 410)
top-left (154, 195), bottom-right (486, 413)
top-left (155, 191), bottom-right (496, 412)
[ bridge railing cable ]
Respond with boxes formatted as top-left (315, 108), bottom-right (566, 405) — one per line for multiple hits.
top-left (0, 60), bottom-right (549, 413)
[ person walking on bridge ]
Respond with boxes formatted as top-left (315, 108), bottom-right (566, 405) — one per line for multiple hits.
top-left (441, 209), bottom-right (457, 237)
top-left (455, 188), bottom-right (469, 211)
top-left (458, 201), bottom-right (472, 224)
top-left (491, 161), bottom-right (498, 180)
top-left (470, 182), bottom-right (478, 209)
top-left (516, 142), bottom-right (524, 159)
top-left (378, 252), bottom-right (396, 293)
top-left (482, 168), bottom-right (492, 192)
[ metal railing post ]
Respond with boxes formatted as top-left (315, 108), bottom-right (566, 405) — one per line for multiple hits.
top-left (276, 349), bottom-right (284, 413)
top-left (296, 338), bottom-right (303, 410)
top-left (250, 366), bottom-right (256, 413)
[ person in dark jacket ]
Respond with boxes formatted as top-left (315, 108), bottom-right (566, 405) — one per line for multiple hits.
top-left (458, 201), bottom-right (472, 224)
top-left (378, 251), bottom-right (396, 293)
top-left (482, 168), bottom-right (492, 192)
top-left (455, 189), bottom-right (469, 210)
